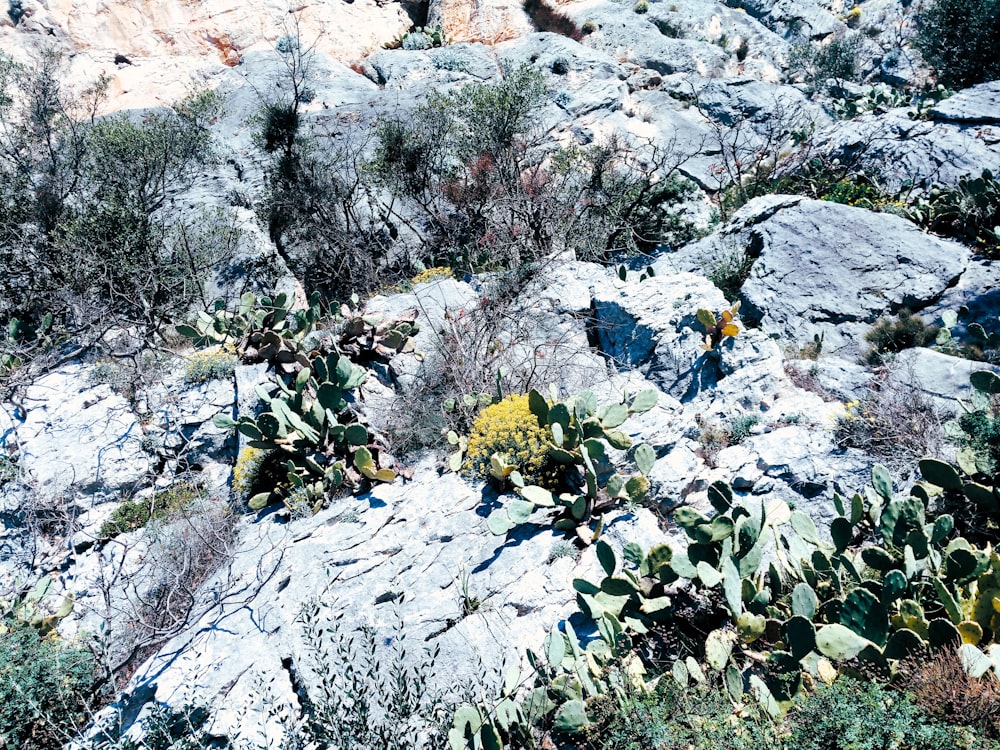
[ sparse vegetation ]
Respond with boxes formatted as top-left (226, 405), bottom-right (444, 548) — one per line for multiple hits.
top-left (0, 620), bottom-right (96, 750)
top-left (99, 482), bottom-right (202, 539)
top-left (864, 310), bottom-right (939, 366)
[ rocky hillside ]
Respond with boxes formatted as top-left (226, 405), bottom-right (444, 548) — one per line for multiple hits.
top-left (1, 0), bottom-right (1000, 748)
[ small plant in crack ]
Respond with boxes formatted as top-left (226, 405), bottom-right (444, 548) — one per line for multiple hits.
top-left (457, 569), bottom-right (482, 616)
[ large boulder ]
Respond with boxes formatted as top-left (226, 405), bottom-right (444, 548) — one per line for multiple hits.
top-left (671, 195), bottom-right (971, 355)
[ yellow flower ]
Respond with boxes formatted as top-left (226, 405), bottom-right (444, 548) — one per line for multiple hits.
top-left (464, 394), bottom-right (559, 488)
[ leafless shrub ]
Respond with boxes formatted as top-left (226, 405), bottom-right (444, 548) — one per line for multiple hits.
top-left (97, 485), bottom-right (238, 684)
top-left (833, 367), bottom-right (943, 468)
top-left (902, 647), bottom-right (1000, 739)
top-left (383, 269), bottom-right (608, 457)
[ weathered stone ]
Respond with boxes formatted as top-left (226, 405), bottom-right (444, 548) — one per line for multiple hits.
top-left (680, 195), bottom-right (970, 355)
top-left (2, 365), bottom-right (152, 499)
top-left (930, 82), bottom-right (1000, 125)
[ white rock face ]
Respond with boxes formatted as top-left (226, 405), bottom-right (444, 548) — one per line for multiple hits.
top-left (4, 0), bottom-right (412, 109)
top-left (1, 365), bottom-right (152, 499)
top-left (116, 460), bottom-right (664, 740)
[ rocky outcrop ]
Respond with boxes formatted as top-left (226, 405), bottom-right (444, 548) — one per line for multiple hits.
top-left (668, 195), bottom-right (970, 355)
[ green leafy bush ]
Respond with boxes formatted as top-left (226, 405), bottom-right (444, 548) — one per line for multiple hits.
top-left (0, 49), bottom-right (225, 344)
top-left (587, 679), bottom-right (778, 750)
top-left (788, 33), bottom-right (866, 95)
top-left (99, 482), bottom-right (201, 539)
top-left (914, 0), bottom-right (1000, 88)
top-left (786, 678), bottom-right (982, 750)
top-left (0, 620), bottom-right (95, 750)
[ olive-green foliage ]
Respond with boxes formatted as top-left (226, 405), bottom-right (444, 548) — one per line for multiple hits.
top-left (935, 308), bottom-right (1000, 364)
top-left (114, 704), bottom-right (220, 750)
top-left (786, 678), bottom-right (985, 750)
top-left (864, 310), bottom-right (938, 365)
top-left (788, 33), bottom-right (866, 95)
top-left (474, 458), bottom-right (1000, 743)
top-left (372, 65), bottom-right (696, 271)
top-left (292, 601), bottom-right (456, 750)
top-left (905, 170), bottom-right (1000, 257)
top-left (729, 414), bottom-right (760, 443)
top-left (821, 176), bottom-right (891, 210)
top-left (99, 482), bottom-right (201, 538)
top-left (216, 348), bottom-right (395, 514)
top-left (0, 47), bottom-right (224, 340)
top-left (586, 679), bottom-right (778, 750)
top-left (914, 0), bottom-right (1000, 89)
top-left (0, 453), bottom-right (17, 485)
top-left (183, 350), bottom-right (239, 384)
top-left (0, 619), bottom-right (95, 750)
top-left (706, 249), bottom-right (753, 303)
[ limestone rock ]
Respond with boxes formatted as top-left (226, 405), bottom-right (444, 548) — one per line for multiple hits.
top-left (678, 195), bottom-right (970, 355)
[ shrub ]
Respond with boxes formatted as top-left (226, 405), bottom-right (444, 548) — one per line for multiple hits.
top-left (183, 349), bottom-right (239, 384)
top-left (729, 414), bottom-right (760, 443)
top-left (914, 0), bottom-right (1000, 88)
top-left (706, 249), bottom-right (753, 303)
top-left (652, 17), bottom-right (683, 38)
top-left (864, 310), bottom-right (938, 366)
top-left (821, 176), bottom-right (891, 210)
top-left (903, 648), bottom-right (1000, 739)
top-left (587, 679), bottom-right (779, 750)
top-left (99, 482), bottom-right (201, 539)
top-left (290, 602), bottom-right (459, 750)
top-left (0, 453), bottom-right (17, 485)
top-left (0, 620), bottom-right (96, 750)
top-left (633, 0), bottom-right (649, 14)
top-left (956, 407), bottom-right (1000, 474)
top-left (788, 33), bottom-right (866, 95)
top-left (834, 381), bottom-right (941, 463)
top-left (464, 393), bottom-right (558, 489)
top-left (231, 446), bottom-right (270, 502)
top-left (7, 0), bottom-right (24, 24)
top-left (785, 678), bottom-right (982, 750)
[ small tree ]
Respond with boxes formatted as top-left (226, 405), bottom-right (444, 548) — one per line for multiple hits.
top-left (914, 0), bottom-right (1000, 88)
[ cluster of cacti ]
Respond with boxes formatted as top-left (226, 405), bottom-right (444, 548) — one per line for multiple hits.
top-left (450, 455), bottom-right (1000, 747)
top-left (0, 577), bottom-right (74, 636)
top-left (384, 24), bottom-right (450, 50)
top-left (944, 369), bottom-right (1000, 479)
top-left (480, 387), bottom-right (659, 544)
top-left (904, 169), bottom-right (1000, 254)
top-left (697, 302), bottom-right (741, 352)
top-left (449, 668), bottom-right (537, 750)
top-left (177, 291), bottom-right (326, 372)
top-left (936, 309), bottom-right (1000, 357)
top-left (336, 300), bottom-right (420, 366)
top-left (214, 348), bottom-right (395, 513)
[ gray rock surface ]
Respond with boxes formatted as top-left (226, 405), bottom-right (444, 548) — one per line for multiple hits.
top-left (673, 195), bottom-right (970, 355)
top-left (930, 82), bottom-right (1000, 125)
top-left (109, 461), bottom-right (663, 740)
top-left (887, 348), bottom-right (1000, 414)
top-left (0, 365), bottom-right (152, 500)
